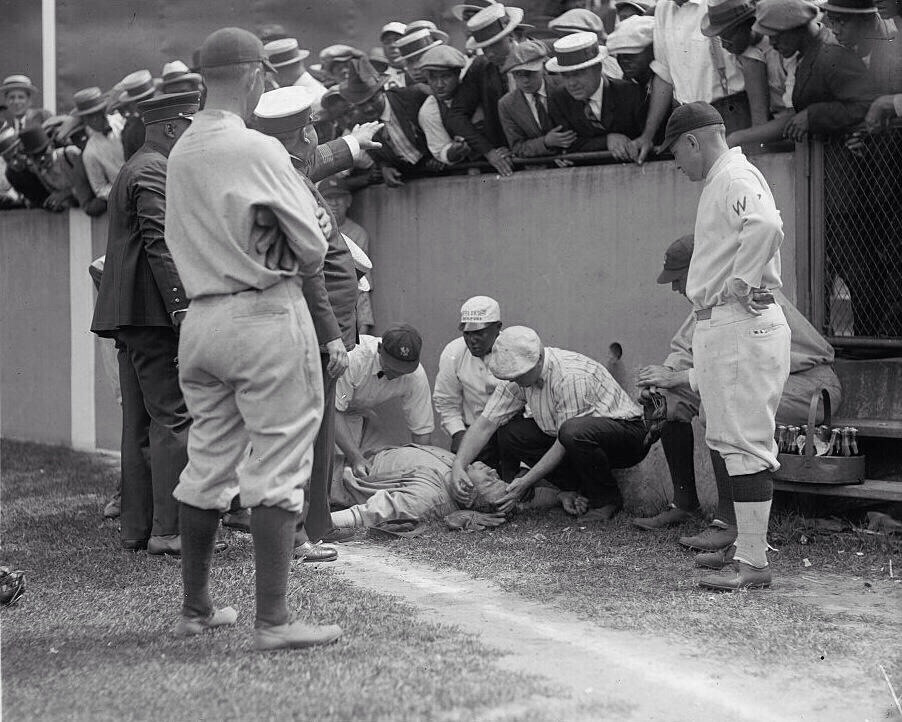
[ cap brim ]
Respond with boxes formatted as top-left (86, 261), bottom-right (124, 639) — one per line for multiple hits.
top-left (700, 8), bottom-right (756, 37)
top-left (460, 321), bottom-right (495, 332)
top-left (379, 349), bottom-right (419, 375)
top-left (506, 58), bottom-right (546, 73)
top-left (656, 267), bottom-right (688, 284)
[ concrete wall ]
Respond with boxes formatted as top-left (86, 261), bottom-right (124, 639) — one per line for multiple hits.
top-left (0, 151), bottom-right (798, 510)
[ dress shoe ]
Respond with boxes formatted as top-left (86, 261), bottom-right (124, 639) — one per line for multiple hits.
top-left (294, 542), bottom-right (338, 563)
top-left (695, 544), bottom-right (735, 570)
top-left (222, 509), bottom-right (251, 533)
top-left (121, 538), bottom-right (148, 552)
top-left (699, 561), bottom-right (772, 590)
top-left (320, 527), bottom-right (357, 544)
top-left (174, 606), bottom-right (238, 637)
top-left (148, 534), bottom-right (181, 556)
top-left (679, 524), bottom-right (737, 551)
top-left (632, 505), bottom-right (695, 531)
top-left (254, 620), bottom-right (343, 651)
top-left (103, 492), bottom-right (121, 519)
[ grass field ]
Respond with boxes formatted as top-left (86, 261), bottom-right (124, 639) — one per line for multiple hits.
top-left (0, 440), bottom-right (550, 721)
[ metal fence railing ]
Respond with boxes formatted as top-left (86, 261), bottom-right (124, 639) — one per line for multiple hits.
top-left (813, 123), bottom-right (902, 348)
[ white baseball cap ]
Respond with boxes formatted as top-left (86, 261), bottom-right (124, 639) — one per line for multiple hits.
top-left (460, 295), bottom-right (502, 331)
top-left (488, 326), bottom-right (542, 380)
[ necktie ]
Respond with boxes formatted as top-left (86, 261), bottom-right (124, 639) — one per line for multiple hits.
top-left (533, 92), bottom-right (550, 131)
top-left (584, 100), bottom-right (604, 130)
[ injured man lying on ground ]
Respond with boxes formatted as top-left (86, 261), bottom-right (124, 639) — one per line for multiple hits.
top-left (330, 444), bottom-right (554, 534)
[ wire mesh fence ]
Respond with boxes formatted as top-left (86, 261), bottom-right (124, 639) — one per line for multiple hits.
top-left (821, 123), bottom-right (902, 342)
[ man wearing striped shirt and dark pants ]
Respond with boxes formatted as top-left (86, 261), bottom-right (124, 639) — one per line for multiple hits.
top-left (450, 326), bottom-right (648, 520)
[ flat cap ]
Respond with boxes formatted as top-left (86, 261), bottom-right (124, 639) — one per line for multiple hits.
top-left (500, 39), bottom-right (548, 74)
top-left (752, 0), bottom-right (818, 33)
top-left (488, 326), bottom-right (542, 380)
top-left (417, 44), bottom-right (468, 70)
top-left (253, 86), bottom-right (315, 133)
top-left (605, 15), bottom-right (655, 54)
top-left (200, 27), bottom-right (275, 72)
top-left (660, 101), bottom-right (725, 150)
top-left (137, 91), bottom-right (200, 125)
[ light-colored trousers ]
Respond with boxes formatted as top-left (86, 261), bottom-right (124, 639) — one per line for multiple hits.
top-left (175, 280), bottom-right (324, 512)
top-left (693, 302), bottom-right (791, 476)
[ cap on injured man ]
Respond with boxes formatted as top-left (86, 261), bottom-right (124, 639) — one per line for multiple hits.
top-left (656, 234), bottom-right (695, 283)
top-left (460, 296), bottom-right (502, 331)
top-left (380, 323), bottom-right (423, 375)
top-left (488, 326), bottom-right (542, 380)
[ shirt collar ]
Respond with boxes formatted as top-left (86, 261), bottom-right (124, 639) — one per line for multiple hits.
top-left (192, 108), bottom-right (247, 129)
top-left (588, 80), bottom-right (604, 115)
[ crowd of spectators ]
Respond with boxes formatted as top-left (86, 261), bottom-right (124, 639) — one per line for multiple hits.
top-left (2, 0), bottom-right (901, 208)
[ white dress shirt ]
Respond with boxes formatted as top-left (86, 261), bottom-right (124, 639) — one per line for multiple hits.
top-left (650, 0), bottom-right (744, 104)
top-left (433, 336), bottom-right (499, 436)
top-left (336, 335), bottom-right (435, 435)
top-left (82, 114), bottom-right (126, 200)
top-left (418, 95), bottom-right (456, 165)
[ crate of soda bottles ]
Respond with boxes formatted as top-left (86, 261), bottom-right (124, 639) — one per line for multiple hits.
top-left (773, 389), bottom-right (865, 485)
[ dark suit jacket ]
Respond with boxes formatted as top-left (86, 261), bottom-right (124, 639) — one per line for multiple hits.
top-left (444, 56), bottom-right (509, 156)
top-left (91, 140), bottom-right (185, 337)
top-left (309, 137), bottom-right (356, 183)
top-left (369, 86), bottom-right (431, 170)
top-left (121, 115), bottom-right (145, 161)
top-left (547, 78), bottom-right (647, 153)
top-left (793, 27), bottom-right (872, 136)
top-left (498, 80), bottom-right (560, 157)
top-left (292, 158), bottom-right (359, 351)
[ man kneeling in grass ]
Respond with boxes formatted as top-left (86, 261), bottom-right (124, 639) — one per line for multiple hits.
top-left (331, 445), bottom-right (506, 532)
top-left (450, 327), bottom-right (649, 520)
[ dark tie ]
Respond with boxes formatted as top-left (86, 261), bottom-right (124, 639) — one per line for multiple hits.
top-left (533, 92), bottom-right (550, 131)
top-left (583, 101), bottom-right (604, 130)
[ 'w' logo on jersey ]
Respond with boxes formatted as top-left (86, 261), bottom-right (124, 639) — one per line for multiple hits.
top-left (732, 196), bottom-right (747, 216)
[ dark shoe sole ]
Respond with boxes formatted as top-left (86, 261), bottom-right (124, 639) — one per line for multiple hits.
top-left (699, 579), bottom-right (771, 591)
top-left (121, 539), bottom-right (148, 552)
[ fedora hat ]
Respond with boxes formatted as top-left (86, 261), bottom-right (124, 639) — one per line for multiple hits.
top-left (701, 0), bottom-right (757, 36)
top-left (338, 57), bottom-right (387, 105)
top-left (545, 32), bottom-right (607, 73)
top-left (118, 70), bottom-right (156, 105)
top-left (160, 60), bottom-right (203, 91)
top-left (264, 38), bottom-right (311, 69)
top-left (19, 125), bottom-right (52, 155)
top-left (0, 127), bottom-right (22, 157)
top-left (72, 87), bottom-right (109, 116)
top-left (466, 3), bottom-right (525, 48)
top-left (395, 29), bottom-right (444, 64)
top-left (2, 74), bottom-right (39, 96)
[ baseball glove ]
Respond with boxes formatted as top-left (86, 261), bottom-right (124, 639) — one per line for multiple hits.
top-left (444, 510), bottom-right (507, 532)
top-left (639, 390), bottom-right (667, 447)
top-left (0, 567), bottom-right (26, 607)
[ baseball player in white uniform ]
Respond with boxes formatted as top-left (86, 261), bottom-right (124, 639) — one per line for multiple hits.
top-left (661, 101), bottom-right (791, 590)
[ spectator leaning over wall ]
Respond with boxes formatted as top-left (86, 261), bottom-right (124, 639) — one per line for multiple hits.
top-left (73, 87), bottom-right (126, 201)
top-left (18, 126), bottom-right (80, 212)
top-left (824, 0), bottom-right (902, 96)
top-left (606, 15), bottom-right (657, 99)
top-left (0, 126), bottom-right (49, 209)
top-left (117, 70), bottom-right (157, 160)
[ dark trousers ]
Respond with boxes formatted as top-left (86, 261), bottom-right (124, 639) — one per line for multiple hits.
top-left (498, 415), bottom-right (648, 508)
top-left (300, 357), bottom-right (337, 543)
top-left (115, 326), bottom-right (189, 541)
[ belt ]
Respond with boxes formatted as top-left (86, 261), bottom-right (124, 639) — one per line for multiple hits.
top-left (695, 292), bottom-right (776, 321)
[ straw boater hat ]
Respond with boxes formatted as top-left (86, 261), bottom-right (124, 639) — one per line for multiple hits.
top-left (466, 3), bottom-right (525, 48)
top-left (1, 74), bottom-right (39, 96)
top-left (701, 0), bottom-right (757, 36)
top-left (403, 20), bottom-right (451, 44)
top-left (160, 61), bottom-right (202, 92)
top-left (451, 0), bottom-right (499, 23)
top-left (72, 87), bottom-right (109, 116)
top-left (395, 28), bottom-right (444, 64)
top-left (545, 31), bottom-right (607, 73)
top-left (264, 38), bottom-right (311, 69)
top-left (118, 70), bottom-right (156, 106)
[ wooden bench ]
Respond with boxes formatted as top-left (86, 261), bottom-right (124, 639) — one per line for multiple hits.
top-left (775, 358), bottom-right (902, 502)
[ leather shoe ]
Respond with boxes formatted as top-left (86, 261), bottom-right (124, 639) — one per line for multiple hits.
top-left (175, 606), bottom-right (238, 637)
top-left (148, 534), bottom-right (181, 556)
top-left (320, 527), bottom-right (357, 544)
top-left (103, 493), bottom-right (121, 519)
top-left (679, 524), bottom-right (737, 551)
top-left (222, 509), bottom-right (251, 533)
top-left (699, 561), bottom-right (772, 590)
top-left (295, 542), bottom-right (338, 563)
top-left (632, 505), bottom-right (695, 531)
top-left (254, 620), bottom-right (342, 651)
top-left (121, 538), bottom-right (147, 552)
top-left (695, 544), bottom-right (735, 570)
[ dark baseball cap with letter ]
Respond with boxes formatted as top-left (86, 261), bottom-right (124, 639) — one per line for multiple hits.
top-left (661, 101), bottom-right (725, 151)
top-left (379, 323), bottom-right (423, 375)
top-left (657, 234), bottom-right (695, 284)
top-left (200, 27), bottom-right (276, 72)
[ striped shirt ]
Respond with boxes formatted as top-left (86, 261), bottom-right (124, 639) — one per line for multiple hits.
top-left (481, 347), bottom-right (642, 437)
